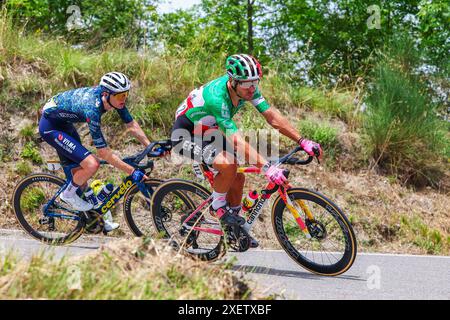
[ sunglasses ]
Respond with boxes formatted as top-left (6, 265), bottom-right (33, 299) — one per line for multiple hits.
top-left (237, 80), bottom-right (259, 88)
top-left (112, 91), bottom-right (129, 100)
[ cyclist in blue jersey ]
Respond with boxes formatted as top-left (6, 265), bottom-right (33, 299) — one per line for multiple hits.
top-left (39, 72), bottom-right (151, 230)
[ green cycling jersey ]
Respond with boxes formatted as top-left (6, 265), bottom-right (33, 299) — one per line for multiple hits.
top-left (175, 75), bottom-right (270, 135)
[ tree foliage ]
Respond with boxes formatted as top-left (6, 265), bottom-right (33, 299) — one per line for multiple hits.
top-left (3, 0), bottom-right (448, 82)
top-left (5, 0), bottom-right (157, 48)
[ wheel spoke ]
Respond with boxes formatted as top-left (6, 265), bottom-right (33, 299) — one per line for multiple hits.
top-left (13, 175), bottom-right (83, 244)
top-left (151, 182), bottom-right (223, 261)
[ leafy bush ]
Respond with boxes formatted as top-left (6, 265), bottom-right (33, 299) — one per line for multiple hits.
top-left (363, 37), bottom-right (449, 188)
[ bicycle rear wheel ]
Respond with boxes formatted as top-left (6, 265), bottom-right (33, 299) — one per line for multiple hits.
top-left (12, 174), bottom-right (85, 245)
top-left (272, 188), bottom-right (357, 276)
top-left (151, 179), bottom-right (224, 261)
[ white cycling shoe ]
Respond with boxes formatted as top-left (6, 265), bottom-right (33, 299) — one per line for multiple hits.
top-left (60, 193), bottom-right (94, 212)
top-left (103, 211), bottom-right (120, 232)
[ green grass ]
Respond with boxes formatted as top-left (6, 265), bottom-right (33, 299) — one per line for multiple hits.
top-left (20, 141), bottom-right (42, 164)
top-left (20, 186), bottom-right (45, 211)
top-left (399, 215), bottom-right (448, 255)
top-left (284, 220), bottom-right (303, 239)
top-left (15, 160), bottom-right (32, 176)
top-left (19, 123), bottom-right (35, 140)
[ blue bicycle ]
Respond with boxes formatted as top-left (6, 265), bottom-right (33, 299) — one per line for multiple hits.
top-left (11, 141), bottom-right (173, 245)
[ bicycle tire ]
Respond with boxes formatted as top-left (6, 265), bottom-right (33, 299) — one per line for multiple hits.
top-left (151, 179), bottom-right (225, 261)
top-left (272, 188), bottom-right (357, 276)
top-left (123, 178), bottom-right (164, 236)
top-left (12, 173), bottom-right (85, 245)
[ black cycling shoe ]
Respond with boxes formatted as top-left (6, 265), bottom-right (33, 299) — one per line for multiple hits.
top-left (249, 235), bottom-right (259, 248)
top-left (230, 207), bottom-right (259, 249)
top-left (213, 205), bottom-right (245, 227)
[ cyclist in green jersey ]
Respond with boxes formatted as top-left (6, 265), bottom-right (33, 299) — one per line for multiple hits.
top-left (171, 54), bottom-right (323, 247)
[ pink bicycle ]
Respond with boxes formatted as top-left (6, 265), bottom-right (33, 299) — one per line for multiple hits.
top-left (151, 146), bottom-right (357, 276)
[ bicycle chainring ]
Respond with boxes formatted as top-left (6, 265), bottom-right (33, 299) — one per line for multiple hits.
top-left (83, 211), bottom-right (105, 234)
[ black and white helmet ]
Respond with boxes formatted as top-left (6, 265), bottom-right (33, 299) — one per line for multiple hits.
top-left (99, 72), bottom-right (131, 93)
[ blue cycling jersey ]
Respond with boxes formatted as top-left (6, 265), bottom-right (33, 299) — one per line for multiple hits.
top-left (42, 86), bottom-right (133, 148)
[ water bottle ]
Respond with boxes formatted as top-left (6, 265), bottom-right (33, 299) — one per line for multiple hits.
top-left (84, 188), bottom-right (99, 207)
top-left (97, 183), bottom-right (114, 203)
top-left (242, 190), bottom-right (258, 212)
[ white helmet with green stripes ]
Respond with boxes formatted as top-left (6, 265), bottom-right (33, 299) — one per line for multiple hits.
top-left (225, 54), bottom-right (263, 81)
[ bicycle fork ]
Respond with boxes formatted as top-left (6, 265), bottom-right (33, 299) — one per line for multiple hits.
top-left (279, 188), bottom-right (313, 239)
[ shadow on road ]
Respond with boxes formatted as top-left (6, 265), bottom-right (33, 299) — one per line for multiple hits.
top-left (232, 264), bottom-right (363, 281)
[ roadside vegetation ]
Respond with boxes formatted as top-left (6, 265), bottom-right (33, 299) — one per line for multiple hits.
top-left (0, 6), bottom-right (448, 257)
top-left (0, 238), bottom-right (256, 299)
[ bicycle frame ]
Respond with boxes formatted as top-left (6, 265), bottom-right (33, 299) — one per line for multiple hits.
top-left (183, 164), bottom-right (313, 239)
top-left (43, 163), bottom-right (153, 221)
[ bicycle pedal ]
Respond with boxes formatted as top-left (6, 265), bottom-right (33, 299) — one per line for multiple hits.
top-left (179, 225), bottom-right (190, 237)
top-left (39, 217), bottom-right (51, 225)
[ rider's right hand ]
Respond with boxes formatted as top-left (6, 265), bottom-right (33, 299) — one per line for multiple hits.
top-left (263, 165), bottom-right (288, 185)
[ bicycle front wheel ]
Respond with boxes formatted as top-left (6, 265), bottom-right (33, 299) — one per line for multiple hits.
top-left (272, 188), bottom-right (357, 276)
top-left (123, 178), bottom-right (163, 237)
top-left (12, 174), bottom-right (84, 245)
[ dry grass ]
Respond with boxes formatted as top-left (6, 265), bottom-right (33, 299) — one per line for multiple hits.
top-left (0, 237), bottom-right (260, 299)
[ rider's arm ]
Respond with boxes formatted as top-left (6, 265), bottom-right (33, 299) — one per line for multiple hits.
top-left (262, 107), bottom-right (302, 143)
top-left (126, 120), bottom-right (151, 147)
top-left (97, 147), bottom-right (135, 175)
top-left (87, 113), bottom-right (135, 176)
top-left (228, 132), bottom-right (268, 168)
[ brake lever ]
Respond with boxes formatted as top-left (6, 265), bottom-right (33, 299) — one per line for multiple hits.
top-left (313, 146), bottom-right (321, 164)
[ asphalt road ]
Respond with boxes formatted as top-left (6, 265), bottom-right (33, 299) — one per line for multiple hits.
top-left (1, 229), bottom-right (448, 300)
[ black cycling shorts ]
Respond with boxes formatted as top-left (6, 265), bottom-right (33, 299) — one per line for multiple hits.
top-left (170, 114), bottom-right (236, 166)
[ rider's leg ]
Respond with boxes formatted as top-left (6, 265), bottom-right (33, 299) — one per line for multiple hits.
top-left (39, 117), bottom-right (95, 211)
top-left (226, 173), bottom-right (260, 248)
top-left (66, 128), bottom-right (92, 191)
top-left (226, 173), bottom-right (245, 207)
top-left (211, 151), bottom-right (237, 210)
top-left (71, 155), bottom-right (100, 186)
top-left (210, 151), bottom-right (245, 227)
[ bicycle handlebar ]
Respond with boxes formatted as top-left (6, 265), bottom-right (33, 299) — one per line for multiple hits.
top-left (276, 146), bottom-right (318, 166)
top-left (133, 140), bottom-right (172, 164)
top-left (100, 140), bottom-right (172, 171)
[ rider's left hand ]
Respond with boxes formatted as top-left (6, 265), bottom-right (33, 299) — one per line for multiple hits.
top-left (132, 169), bottom-right (148, 183)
